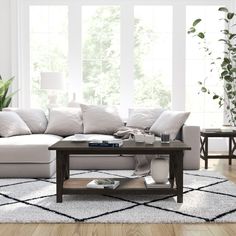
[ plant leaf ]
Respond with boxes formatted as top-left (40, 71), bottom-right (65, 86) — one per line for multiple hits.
top-left (2, 97), bottom-right (11, 108)
top-left (224, 75), bottom-right (234, 82)
top-left (219, 39), bottom-right (228, 43)
top-left (224, 57), bottom-right (231, 63)
top-left (198, 32), bottom-right (205, 39)
top-left (226, 83), bottom-right (232, 91)
top-left (218, 7), bottom-right (228, 12)
top-left (221, 71), bottom-right (228, 77)
top-left (213, 95), bottom-right (219, 99)
top-left (227, 13), bottom-right (234, 20)
top-left (229, 34), bottom-right (236, 40)
top-left (187, 27), bottom-right (196, 34)
top-left (221, 29), bottom-right (229, 34)
top-left (193, 19), bottom-right (201, 26)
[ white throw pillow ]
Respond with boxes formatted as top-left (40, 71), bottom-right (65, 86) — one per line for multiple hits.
top-left (45, 108), bottom-right (83, 136)
top-left (150, 110), bottom-right (190, 140)
top-left (81, 104), bottom-right (123, 134)
top-left (127, 108), bottom-right (165, 129)
top-left (3, 108), bottom-right (48, 134)
top-left (0, 111), bottom-right (31, 137)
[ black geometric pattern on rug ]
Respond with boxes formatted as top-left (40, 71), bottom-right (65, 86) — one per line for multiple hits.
top-left (0, 170), bottom-right (236, 223)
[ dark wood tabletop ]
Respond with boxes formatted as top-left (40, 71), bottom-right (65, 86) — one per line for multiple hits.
top-left (49, 140), bottom-right (191, 155)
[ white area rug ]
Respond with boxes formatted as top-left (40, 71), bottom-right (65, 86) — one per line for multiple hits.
top-left (0, 170), bottom-right (236, 223)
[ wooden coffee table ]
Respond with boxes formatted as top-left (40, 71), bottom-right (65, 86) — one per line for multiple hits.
top-left (49, 140), bottom-right (191, 203)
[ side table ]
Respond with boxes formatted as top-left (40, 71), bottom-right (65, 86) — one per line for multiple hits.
top-left (200, 130), bottom-right (236, 169)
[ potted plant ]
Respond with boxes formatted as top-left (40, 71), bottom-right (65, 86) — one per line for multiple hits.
top-left (0, 75), bottom-right (18, 111)
top-left (188, 7), bottom-right (236, 125)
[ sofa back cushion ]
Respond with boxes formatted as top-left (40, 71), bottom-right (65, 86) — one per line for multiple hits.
top-left (127, 108), bottom-right (165, 129)
top-left (0, 111), bottom-right (31, 137)
top-left (3, 108), bottom-right (48, 134)
top-left (150, 110), bottom-right (190, 140)
top-left (45, 107), bottom-right (83, 136)
top-left (81, 104), bottom-right (123, 134)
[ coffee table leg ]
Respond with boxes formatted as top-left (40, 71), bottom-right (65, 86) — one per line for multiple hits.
top-left (65, 153), bottom-right (70, 180)
top-left (169, 156), bottom-right (174, 186)
top-left (56, 151), bottom-right (63, 203)
top-left (175, 151), bottom-right (183, 203)
top-left (229, 137), bottom-right (232, 165)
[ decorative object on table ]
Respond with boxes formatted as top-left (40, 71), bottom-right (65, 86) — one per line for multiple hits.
top-left (144, 134), bottom-right (155, 144)
top-left (161, 132), bottom-right (170, 144)
top-left (40, 72), bottom-right (64, 106)
top-left (151, 157), bottom-right (169, 183)
top-left (134, 133), bottom-right (145, 142)
top-left (0, 75), bottom-right (18, 111)
top-left (144, 175), bottom-right (171, 188)
top-left (188, 7), bottom-right (236, 125)
top-left (87, 178), bottom-right (120, 189)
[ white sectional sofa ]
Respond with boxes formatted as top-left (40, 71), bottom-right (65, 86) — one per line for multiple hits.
top-left (0, 106), bottom-right (200, 178)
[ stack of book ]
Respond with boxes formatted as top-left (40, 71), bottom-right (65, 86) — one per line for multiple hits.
top-left (87, 179), bottom-right (120, 189)
top-left (144, 176), bottom-right (171, 188)
top-left (88, 140), bottom-right (123, 147)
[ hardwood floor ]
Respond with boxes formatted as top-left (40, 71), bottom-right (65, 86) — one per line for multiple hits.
top-left (0, 159), bottom-right (236, 236)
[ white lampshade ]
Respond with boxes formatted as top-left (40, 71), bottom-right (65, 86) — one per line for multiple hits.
top-left (40, 72), bottom-right (64, 90)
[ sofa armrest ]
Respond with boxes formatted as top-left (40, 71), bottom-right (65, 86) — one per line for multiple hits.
top-left (182, 125), bottom-right (200, 170)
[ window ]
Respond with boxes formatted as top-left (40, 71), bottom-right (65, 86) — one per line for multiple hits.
top-left (29, 5), bottom-right (68, 109)
top-left (82, 6), bottom-right (120, 105)
top-left (134, 6), bottom-right (172, 108)
top-left (15, 0), bottom-right (230, 127)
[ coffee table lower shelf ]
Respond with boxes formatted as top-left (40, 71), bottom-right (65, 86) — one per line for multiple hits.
top-left (62, 178), bottom-right (177, 195)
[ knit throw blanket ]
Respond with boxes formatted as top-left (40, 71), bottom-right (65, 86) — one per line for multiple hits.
top-left (113, 127), bottom-right (157, 176)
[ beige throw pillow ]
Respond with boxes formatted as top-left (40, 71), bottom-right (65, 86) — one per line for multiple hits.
top-left (0, 111), bottom-right (31, 137)
top-left (3, 108), bottom-right (48, 134)
top-left (45, 108), bottom-right (83, 136)
top-left (81, 104), bottom-right (123, 134)
top-left (150, 110), bottom-right (190, 140)
top-left (127, 108), bottom-right (165, 129)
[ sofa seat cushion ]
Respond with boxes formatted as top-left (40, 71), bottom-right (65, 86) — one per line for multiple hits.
top-left (0, 134), bottom-right (62, 164)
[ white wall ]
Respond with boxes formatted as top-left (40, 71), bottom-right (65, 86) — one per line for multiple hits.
top-left (0, 0), bottom-right (11, 78)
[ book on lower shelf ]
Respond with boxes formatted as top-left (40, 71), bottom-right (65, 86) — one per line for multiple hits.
top-left (87, 179), bottom-right (120, 189)
top-left (144, 176), bottom-right (171, 188)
